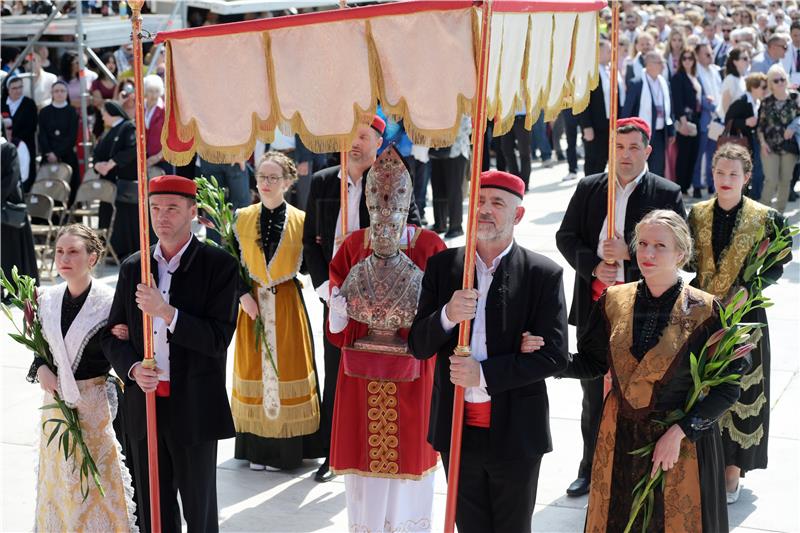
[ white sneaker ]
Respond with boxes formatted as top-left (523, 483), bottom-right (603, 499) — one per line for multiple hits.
top-left (249, 462), bottom-right (266, 471)
top-left (726, 482), bottom-right (741, 504)
top-left (541, 159), bottom-right (556, 168)
top-left (264, 465), bottom-right (281, 472)
top-left (562, 172), bottom-right (578, 182)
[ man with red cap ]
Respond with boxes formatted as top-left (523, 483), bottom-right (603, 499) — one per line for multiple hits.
top-left (555, 118), bottom-right (684, 498)
top-left (408, 170), bottom-right (569, 533)
top-left (303, 115), bottom-right (421, 482)
top-left (102, 174), bottom-right (239, 533)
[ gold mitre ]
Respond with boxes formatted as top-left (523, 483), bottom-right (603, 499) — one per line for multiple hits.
top-left (365, 145), bottom-right (412, 217)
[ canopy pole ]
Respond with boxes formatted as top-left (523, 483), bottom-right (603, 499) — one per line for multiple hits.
top-left (603, 0), bottom-right (621, 400)
top-left (339, 0), bottom-right (349, 237)
top-left (129, 2), bottom-right (161, 532)
top-left (444, 1), bottom-right (493, 531)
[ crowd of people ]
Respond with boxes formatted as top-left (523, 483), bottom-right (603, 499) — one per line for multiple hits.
top-left (1, 1), bottom-right (798, 533)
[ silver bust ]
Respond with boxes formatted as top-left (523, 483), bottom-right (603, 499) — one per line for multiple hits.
top-left (340, 146), bottom-right (423, 354)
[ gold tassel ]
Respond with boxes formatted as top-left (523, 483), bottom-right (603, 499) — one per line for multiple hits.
top-left (720, 412), bottom-right (765, 450)
top-left (740, 364), bottom-right (764, 391)
top-left (232, 395), bottom-right (320, 438)
top-left (729, 392), bottom-right (767, 420)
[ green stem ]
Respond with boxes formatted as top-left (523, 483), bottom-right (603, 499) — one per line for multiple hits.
top-left (623, 470), bottom-right (662, 533)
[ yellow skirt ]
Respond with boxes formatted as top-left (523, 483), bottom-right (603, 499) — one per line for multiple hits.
top-left (232, 278), bottom-right (320, 439)
top-left (35, 376), bottom-right (137, 532)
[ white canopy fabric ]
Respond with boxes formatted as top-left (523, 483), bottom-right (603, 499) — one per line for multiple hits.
top-left (156, 0), bottom-right (603, 164)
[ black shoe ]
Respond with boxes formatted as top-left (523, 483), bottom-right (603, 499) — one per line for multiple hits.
top-left (693, 188), bottom-right (703, 199)
top-left (444, 228), bottom-right (464, 239)
top-left (789, 190), bottom-right (799, 202)
top-left (420, 218), bottom-right (429, 227)
top-left (566, 476), bottom-right (591, 497)
top-left (314, 459), bottom-right (335, 483)
top-left (428, 224), bottom-right (447, 234)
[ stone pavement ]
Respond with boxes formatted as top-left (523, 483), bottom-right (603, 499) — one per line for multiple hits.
top-left (2, 159), bottom-right (799, 532)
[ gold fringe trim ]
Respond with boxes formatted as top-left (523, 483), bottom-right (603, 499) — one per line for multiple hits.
top-left (720, 411), bottom-right (765, 450)
top-left (331, 463), bottom-right (438, 481)
top-left (488, 14), bottom-right (529, 138)
top-left (231, 395), bottom-right (320, 439)
top-left (740, 364), bottom-right (764, 392)
top-left (729, 392), bottom-right (767, 420)
top-left (233, 371), bottom-right (317, 400)
top-left (161, 41), bottom-right (278, 166)
top-left (568, 12), bottom-right (601, 118)
top-left (162, 6), bottom-right (600, 163)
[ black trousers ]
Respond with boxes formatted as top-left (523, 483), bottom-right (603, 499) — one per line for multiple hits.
top-left (648, 128), bottom-right (667, 177)
top-left (583, 133), bottom-right (609, 177)
top-left (675, 131), bottom-right (700, 193)
top-left (318, 303), bottom-right (342, 457)
top-left (500, 116), bottom-right (533, 188)
top-left (578, 376), bottom-right (605, 478)
top-left (441, 426), bottom-right (542, 533)
top-left (129, 397), bottom-right (219, 533)
top-left (430, 156), bottom-right (467, 232)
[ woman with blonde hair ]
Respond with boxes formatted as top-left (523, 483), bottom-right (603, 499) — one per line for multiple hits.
top-left (558, 210), bottom-right (743, 531)
top-left (231, 151), bottom-right (324, 470)
top-left (663, 29), bottom-right (687, 78)
top-left (32, 224), bottom-right (137, 531)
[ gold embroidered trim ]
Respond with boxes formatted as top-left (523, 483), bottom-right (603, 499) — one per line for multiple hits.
top-left (233, 371), bottom-right (317, 400)
top-left (367, 381), bottom-right (399, 476)
top-left (689, 197), bottom-right (771, 299)
top-left (729, 392), bottom-right (767, 420)
top-left (740, 364), bottom-right (764, 391)
top-left (720, 411), bottom-right (765, 450)
top-left (331, 463), bottom-right (438, 481)
top-left (231, 395), bottom-right (320, 438)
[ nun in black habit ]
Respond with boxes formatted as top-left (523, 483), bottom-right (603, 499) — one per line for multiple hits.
top-left (37, 80), bottom-right (80, 205)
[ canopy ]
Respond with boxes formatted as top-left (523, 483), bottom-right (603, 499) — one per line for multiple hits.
top-left (155, 0), bottom-right (604, 164)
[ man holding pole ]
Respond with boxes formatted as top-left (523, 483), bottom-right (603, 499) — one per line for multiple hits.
top-left (555, 118), bottom-right (685, 498)
top-left (102, 174), bottom-right (239, 533)
top-left (408, 170), bottom-right (569, 533)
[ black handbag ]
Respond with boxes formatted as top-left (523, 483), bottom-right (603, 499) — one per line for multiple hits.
top-left (781, 138), bottom-right (800, 155)
top-left (717, 120), bottom-right (750, 150)
top-left (1, 201), bottom-right (28, 228)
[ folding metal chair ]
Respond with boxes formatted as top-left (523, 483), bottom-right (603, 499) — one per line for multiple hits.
top-left (34, 162), bottom-right (72, 187)
top-left (68, 180), bottom-right (120, 265)
top-left (24, 193), bottom-right (56, 277)
top-left (30, 179), bottom-right (71, 225)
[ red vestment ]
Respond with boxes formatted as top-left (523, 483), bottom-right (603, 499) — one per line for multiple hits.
top-left (327, 226), bottom-right (446, 479)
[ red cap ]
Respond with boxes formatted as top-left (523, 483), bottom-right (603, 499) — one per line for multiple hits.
top-left (616, 117), bottom-right (651, 140)
top-left (480, 170), bottom-right (525, 199)
top-left (149, 174), bottom-right (197, 198)
top-left (371, 115), bottom-right (386, 135)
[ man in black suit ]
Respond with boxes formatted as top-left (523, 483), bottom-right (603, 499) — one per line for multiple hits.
top-left (580, 39), bottom-right (623, 177)
top-left (102, 175), bottom-right (239, 533)
top-left (555, 118), bottom-right (685, 498)
top-left (303, 116), bottom-right (420, 481)
top-left (408, 171), bottom-right (568, 533)
top-left (622, 51), bottom-right (675, 177)
top-left (1, 76), bottom-right (37, 189)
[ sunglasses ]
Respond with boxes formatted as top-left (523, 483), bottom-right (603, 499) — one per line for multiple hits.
top-left (772, 77), bottom-right (787, 83)
top-left (682, 56), bottom-right (695, 61)
top-left (759, 84), bottom-right (768, 89)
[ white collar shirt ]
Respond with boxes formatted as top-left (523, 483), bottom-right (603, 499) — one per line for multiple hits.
top-left (151, 235), bottom-right (192, 381)
top-left (5, 95), bottom-right (22, 116)
top-left (439, 241), bottom-right (515, 403)
top-left (597, 168), bottom-right (647, 282)
top-left (332, 170), bottom-right (363, 259)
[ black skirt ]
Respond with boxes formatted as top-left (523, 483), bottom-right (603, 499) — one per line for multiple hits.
top-left (1, 220), bottom-right (39, 284)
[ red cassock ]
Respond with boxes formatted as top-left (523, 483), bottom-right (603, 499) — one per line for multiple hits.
top-left (327, 226), bottom-right (446, 479)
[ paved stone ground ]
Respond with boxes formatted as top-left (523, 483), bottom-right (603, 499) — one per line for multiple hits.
top-left (2, 158), bottom-right (799, 532)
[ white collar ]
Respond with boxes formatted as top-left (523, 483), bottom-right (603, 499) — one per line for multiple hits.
top-left (5, 95), bottom-right (22, 106)
top-left (477, 240), bottom-right (514, 272)
top-left (110, 117), bottom-right (124, 128)
top-left (154, 235), bottom-right (193, 266)
top-left (615, 166), bottom-right (647, 190)
top-left (51, 100), bottom-right (68, 109)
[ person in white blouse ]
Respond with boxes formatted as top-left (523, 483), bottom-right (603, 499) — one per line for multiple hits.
top-left (720, 46), bottom-right (751, 116)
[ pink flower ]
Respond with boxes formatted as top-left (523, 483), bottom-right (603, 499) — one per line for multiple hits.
top-left (706, 328), bottom-right (728, 348)
top-left (731, 287), bottom-right (749, 312)
top-left (756, 239), bottom-right (770, 259)
top-left (732, 343), bottom-right (756, 360)
top-left (197, 216), bottom-right (216, 230)
top-left (23, 300), bottom-right (34, 329)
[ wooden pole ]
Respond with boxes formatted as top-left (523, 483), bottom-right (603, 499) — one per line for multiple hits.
top-left (129, 2), bottom-right (161, 531)
top-left (339, 0), bottom-right (349, 236)
top-left (603, 0), bottom-right (621, 399)
top-left (444, 2), bottom-right (493, 531)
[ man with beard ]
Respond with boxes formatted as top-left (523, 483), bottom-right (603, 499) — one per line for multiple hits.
top-left (408, 171), bottom-right (569, 533)
top-left (303, 116), bottom-right (421, 482)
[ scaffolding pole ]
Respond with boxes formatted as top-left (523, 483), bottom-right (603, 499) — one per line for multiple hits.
top-left (75, 1), bottom-right (92, 176)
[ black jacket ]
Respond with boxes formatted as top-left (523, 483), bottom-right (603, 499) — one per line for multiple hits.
top-left (579, 70), bottom-right (622, 134)
top-left (555, 171), bottom-right (685, 333)
top-left (101, 236), bottom-right (238, 445)
top-left (1, 95), bottom-right (37, 157)
top-left (37, 104), bottom-right (78, 159)
top-left (670, 70), bottom-right (703, 124)
top-left (302, 164), bottom-right (421, 289)
top-left (408, 244), bottom-right (569, 460)
top-left (92, 119), bottom-right (137, 182)
top-left (725, 93), bottom-right (758, 147)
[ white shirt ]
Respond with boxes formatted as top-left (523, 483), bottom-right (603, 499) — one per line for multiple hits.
top-left (150, 236), bottom-right (192, 381)
top-left (5, 95), bottom-right (22, 116)
top-left (600, 64), bottom-right (626, 119)
top-left (645, 75), bottom-right (666, 130)
top-left (746, 92), bottom-right (760, 118)
top-left (597, 168), bottom-right (646, 282)
top-left (332, 170), bottom-right (364, 259)
top-left (439, 241), bottom-right (515, 403)
top-left (697, 63), bottom-right (723, 106)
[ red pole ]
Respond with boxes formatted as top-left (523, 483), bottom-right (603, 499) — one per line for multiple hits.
top-left (444, 2), bottom-right (493, 531)
top-left (129, 2), bottom-right (161, 531)
top-left (603, 0), bottom-right (621, 399)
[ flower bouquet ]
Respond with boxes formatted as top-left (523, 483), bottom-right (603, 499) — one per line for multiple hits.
top-left (624, 220), bottom-right (797, 533)
top-left (194, 176), bottom-right (278, 376)
top-left (1, 267), bottom-right (105, 501)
